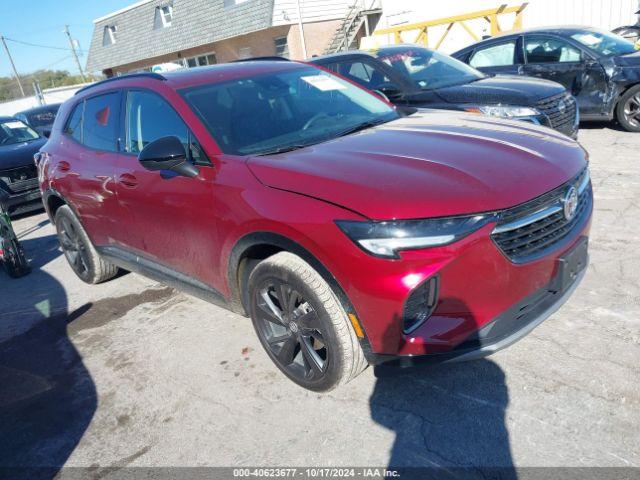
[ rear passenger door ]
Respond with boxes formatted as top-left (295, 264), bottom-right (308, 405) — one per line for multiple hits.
top-left (113, 89), bottom-right (218, 286)
top-left (59, 92), bottom-right (123, 246)
top-left (468, 38), bottom-right (523, 76)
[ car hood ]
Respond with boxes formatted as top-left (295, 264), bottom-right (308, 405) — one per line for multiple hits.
top-left (0, 138), bottom-right (46, 170)
top-left (613, 51), bottom-right (640, 67)
top-left (247, 111), bottom-right (587, 220)
top-left (423, 75), bottom-right (566, 106)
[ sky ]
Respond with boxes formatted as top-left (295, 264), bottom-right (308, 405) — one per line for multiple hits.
top-left (0, 0), bottom-right (136, 77)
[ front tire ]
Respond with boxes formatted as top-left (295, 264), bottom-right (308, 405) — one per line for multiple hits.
top-left (1, 237), bottom-right (30, 278)
top-left (248, 252), bottom-right (367, 392)
top-left (54, 205), bottom-right (119, 284)
top-left (616, 85), bottom-right (640, 132)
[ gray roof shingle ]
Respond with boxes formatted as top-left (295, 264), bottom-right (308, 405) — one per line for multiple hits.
top-left (86, 0), bottom-right (275, 72)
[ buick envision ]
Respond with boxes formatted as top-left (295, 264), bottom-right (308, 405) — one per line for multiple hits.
top-left (39, 62), bottom-right (592, 391)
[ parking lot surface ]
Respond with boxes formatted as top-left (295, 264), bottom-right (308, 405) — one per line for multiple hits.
top-left (1, 124), bottom-right (639, 473)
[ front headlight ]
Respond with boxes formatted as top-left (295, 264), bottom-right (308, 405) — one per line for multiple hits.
top-left (466, 105), bottom-right (541, 119)
top-left (336, 215), bottom-right (496, 259)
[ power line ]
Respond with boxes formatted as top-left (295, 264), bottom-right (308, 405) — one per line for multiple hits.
top-left (42, 54), bottom-right (72, 70)
top-left (3, 36), bottom-right (87, 53)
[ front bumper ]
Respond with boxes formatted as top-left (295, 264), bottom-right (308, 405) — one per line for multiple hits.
top-left (332, 179), bottom-right (593, 362)
top-left (367, 247), bottom-right (588, 366)
top-left (0, 187), bottom-right (43, 216)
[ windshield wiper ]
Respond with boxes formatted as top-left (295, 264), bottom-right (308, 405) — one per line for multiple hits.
top-left (255, 144), bottom-right (311, 156)
top-left (335, 119), bottom-right (389, 139)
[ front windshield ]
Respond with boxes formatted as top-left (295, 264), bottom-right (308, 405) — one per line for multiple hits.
top-left (571, 30), bottom-right (636, 57)
top-left (0, 119), bottom-right (40, 146)
top-left (180, 66), bottom-right (398, 155)
top-left (377, 48), bottom-right (484, 91)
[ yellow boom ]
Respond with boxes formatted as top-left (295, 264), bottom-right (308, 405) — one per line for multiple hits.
top-left (373, 3), bottom-right (528, 48)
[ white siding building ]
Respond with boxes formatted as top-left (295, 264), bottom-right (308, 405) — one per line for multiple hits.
top-left (375, 0), bottom-right (640, 53)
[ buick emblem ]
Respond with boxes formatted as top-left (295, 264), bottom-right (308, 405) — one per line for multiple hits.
top-left (557, 100), bottom-right (567, 114)
top-left (563, 186), bottom-right (579, 221)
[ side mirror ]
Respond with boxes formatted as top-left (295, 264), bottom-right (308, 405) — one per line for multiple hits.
top-left (138, 136), bottom-right (199, 178)
top-left (42, 130), bottom-right (51, 138)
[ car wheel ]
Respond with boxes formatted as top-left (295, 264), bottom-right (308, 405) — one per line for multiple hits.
top-left (54, 205), bottom-right (119, 284)
top-left (248, 252), bottom-right (367, 392)
top-left (1, 237), bottom-right (30, 278)
top-left (616, 85), bottom-right (640, 132)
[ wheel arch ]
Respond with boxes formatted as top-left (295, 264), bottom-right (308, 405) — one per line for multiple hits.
top-left (227, 231), bottom-right (374, 356)
top-left (42, 188), bottom-right (68, 221)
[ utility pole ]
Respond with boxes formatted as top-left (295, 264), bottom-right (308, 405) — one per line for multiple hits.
top-left (64, 25), bottom-right (86, 82)
top-left (0, 34), bottom-right (25, 97)
top-left (295, 0), bottom-right (308, 59)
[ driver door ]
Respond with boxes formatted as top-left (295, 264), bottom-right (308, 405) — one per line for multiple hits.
top-left (113, 89), bottom-right (219, 286)
top-left (522, 35), bottom-right (609, 116)
top-left (469, 38), bottom-right (524, 76)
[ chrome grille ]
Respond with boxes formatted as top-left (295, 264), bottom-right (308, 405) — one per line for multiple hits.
top-left (0, 165), bottom-right (39, 194)
top-left (491, 168), bottom-right (592, 263)
top-left (536, 92), bottom-right (577, 136)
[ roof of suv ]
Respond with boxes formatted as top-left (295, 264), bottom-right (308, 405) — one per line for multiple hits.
top-left (76, 61), bottom-right (308, 98)
top-left (457, 25), bottom-right (608, 51)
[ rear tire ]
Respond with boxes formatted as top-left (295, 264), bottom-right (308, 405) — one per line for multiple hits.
top-left (248, 252), bottom-right (367, 392)
top-left (54, 205), bottom-right (119, 284)
top-left (616, 85), bottom-right (640, 133)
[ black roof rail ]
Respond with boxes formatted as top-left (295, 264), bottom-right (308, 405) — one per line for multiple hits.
top-left (75, 72), bottom-right (167, 96)
top-left (231, 56), bottom-right (291, 63)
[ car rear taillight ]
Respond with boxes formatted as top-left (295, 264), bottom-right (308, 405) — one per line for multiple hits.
top-left (403, 275), bottom-right (439, 334)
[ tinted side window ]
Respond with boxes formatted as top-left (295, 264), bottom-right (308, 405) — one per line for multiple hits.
top-left (125, 90), bottom-right (189, 154)
top-left (470, 41), bottom-right (517, 68)
top-left (83, 93), bottom-right (120, 151)
top-left (337, 61), bottom-right (391, 90)
top-left (525, 37), bottom-right (582, 63)
top-left (64, 102), bottom-right (84, 143)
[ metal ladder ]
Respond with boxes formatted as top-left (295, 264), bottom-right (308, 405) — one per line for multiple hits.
top-left (323, 1), bottom-right (381, 54)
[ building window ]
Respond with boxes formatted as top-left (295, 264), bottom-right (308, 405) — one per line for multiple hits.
top-left (154, 3), bottom-right (173, 29)
top-left (182, 52), bottom-right (217, 68)
top-left (103, 25), bottom-right (117, 46)
top-left (274, 36), bottom-right (289, 58)
top-left (238, 47), bottom-right (252, 59)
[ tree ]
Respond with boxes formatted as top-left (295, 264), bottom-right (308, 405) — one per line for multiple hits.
top-left (0, 69), bottom-right (101, 102)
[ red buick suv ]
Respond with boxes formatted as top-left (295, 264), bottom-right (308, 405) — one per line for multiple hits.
top-left (38, 61), bottom-right (592, 391)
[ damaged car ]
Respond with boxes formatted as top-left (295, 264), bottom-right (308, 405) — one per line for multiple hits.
top-left (453, 26), bottom-right (640, 132)
top-left (310, 46), bottom-right (579, 138)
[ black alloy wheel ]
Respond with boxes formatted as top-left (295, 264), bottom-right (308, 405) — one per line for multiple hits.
top-left (253, 279), bottom-right (329, 383)
top-left (58, 215), bottom-right (90, 280)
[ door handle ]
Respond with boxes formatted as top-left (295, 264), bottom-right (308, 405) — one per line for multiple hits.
top-left (58, 161), bottom-right (71, 172)
top-left (118, 173), bottom-right (139, 188)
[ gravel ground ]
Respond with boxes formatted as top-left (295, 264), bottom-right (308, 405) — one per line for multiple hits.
top-left (0, 123), bottom-right (638, 477)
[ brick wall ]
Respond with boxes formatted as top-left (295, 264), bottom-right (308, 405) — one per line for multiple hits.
top-left (110, 19), bottom-right (341, 74)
